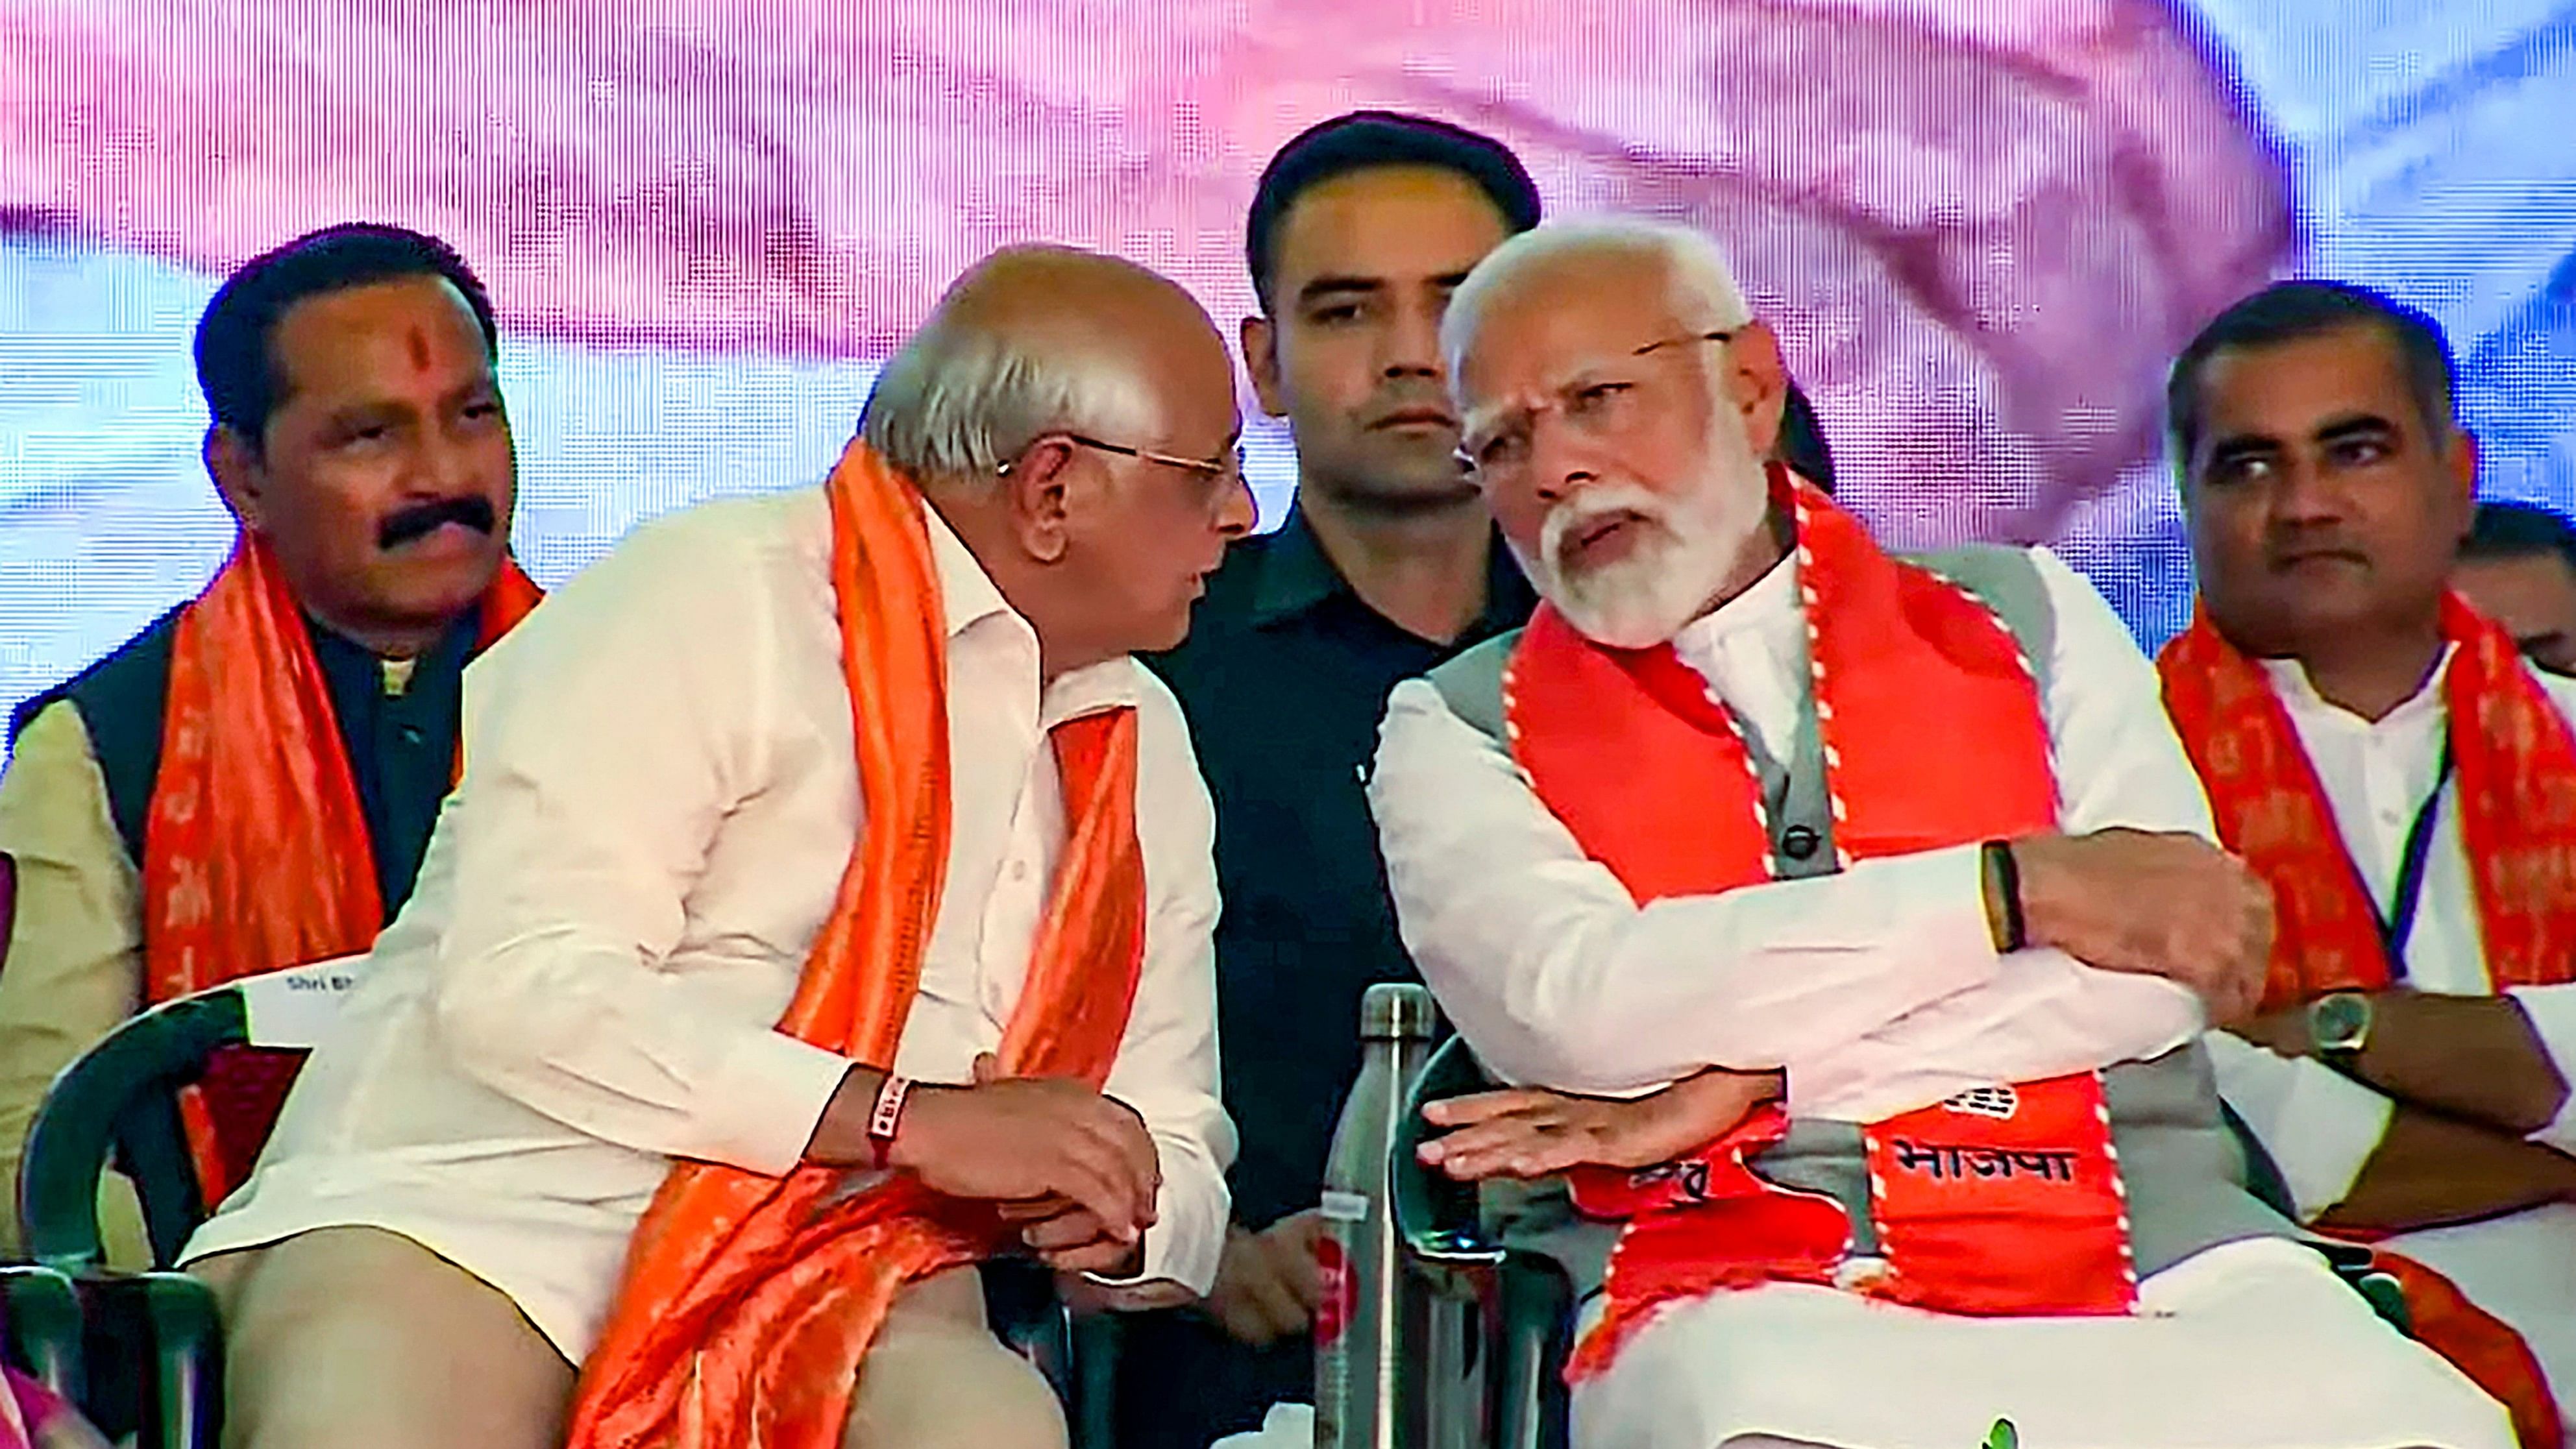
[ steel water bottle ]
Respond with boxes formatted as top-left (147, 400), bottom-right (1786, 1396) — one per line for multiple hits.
top-left (1314, 982), bottom-right (1440, 1448)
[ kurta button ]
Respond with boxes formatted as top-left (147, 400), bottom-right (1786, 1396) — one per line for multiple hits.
top-left (1782, 825), bottom-right (1821, 860)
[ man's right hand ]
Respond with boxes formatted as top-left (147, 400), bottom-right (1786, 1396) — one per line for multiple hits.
top-left (1201, 1210), bottom-right (1327, 1348)
top-left (2009, 829), bottom-right (2273, 1026)
top-left (885, 1060), bottom-right (1162, 1245)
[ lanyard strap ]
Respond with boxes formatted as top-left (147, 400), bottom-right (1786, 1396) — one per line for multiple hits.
top-left (2375, 743), bottom-right (2455, 978)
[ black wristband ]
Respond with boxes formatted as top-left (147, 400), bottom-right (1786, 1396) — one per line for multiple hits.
top-left (1983, 839), bottom-right (2028, 953)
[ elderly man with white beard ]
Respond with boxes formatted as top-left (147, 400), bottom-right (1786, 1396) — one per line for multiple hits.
top-left (1364, 219), bottom-right (2516, 1449)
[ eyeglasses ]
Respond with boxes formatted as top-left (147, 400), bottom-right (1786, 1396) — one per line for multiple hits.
top-left (1454, 330), bottom-right (1736, 484)
top-left (1000, 432), bottom-right (1247, 486)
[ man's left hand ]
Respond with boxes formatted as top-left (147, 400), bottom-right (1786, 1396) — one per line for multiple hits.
top-left (1418, 1068), bottom-right (1782, 1180)
top-left (2248, 990), bottom-right (2574, 1136)
top-left (1009, 1200), bottom-right (1146, 1278)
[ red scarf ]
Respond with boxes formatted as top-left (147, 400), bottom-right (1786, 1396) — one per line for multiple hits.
top-left (145, 533), bottom-right (539, 1199)
top-left (1512, 472), bottom-right (2133, 1378)
top-left (2159, 597), bottom-right (2571, 1448)
top-left (563, 441), bottom-right (1150, 1449)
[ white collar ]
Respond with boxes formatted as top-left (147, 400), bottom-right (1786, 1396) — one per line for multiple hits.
top-left (1670, 550), bottom-right (1802, 657)
top-left (918, 493), bottom-right (1142, 721)
top-left (923, 497), bottom-right (1013, 641)
top-left (2259, 644), bottom-right (2455, 733)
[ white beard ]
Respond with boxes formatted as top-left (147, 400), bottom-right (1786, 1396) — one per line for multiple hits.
top-left (1520, 424), bottom-right (1771, 650)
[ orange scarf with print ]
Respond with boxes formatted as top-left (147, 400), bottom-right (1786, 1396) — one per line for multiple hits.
top-left (143, 533), bottom-right (538, 1198)
top-left (2160, 595), bottom-right (2571, 1449)
top-left (562, 439), bottom-right (1149, 1449)
top-left (2159, 594), bottom-right (2576, 1007)
top-left (1515, 473), bottom-right (2131, 1378)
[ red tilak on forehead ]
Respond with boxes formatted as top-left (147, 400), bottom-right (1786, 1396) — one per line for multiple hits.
top-left (406, 324), bottom-right (432, 371)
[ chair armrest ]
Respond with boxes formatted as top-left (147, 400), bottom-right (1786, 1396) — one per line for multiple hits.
top-left (2300, 1237), bottom-right (2411, 1336)
top-left (0, 1263), bottom-right (84, 1406)
top-left (2348, 1267), bottom-right (2411, 1335)
top-left (1390, 1037), bottom-right (1506, 1283)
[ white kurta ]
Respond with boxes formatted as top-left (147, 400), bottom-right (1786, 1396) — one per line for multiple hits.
top-left (1368, 548), bottom-right (2512, 1449)
top-left (2207, 649), bottom-right (2576, 1443)
top-left (181, 487), bottom-right (1234, 1363)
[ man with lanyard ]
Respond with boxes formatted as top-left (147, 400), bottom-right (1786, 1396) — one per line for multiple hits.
top-left (178, 245), bottom-right (1248, 1449)
top-left (1371, 220), bottom-right (2511, 1449)
top-left (0, 223), bottom-right (537, 1260)
top-left (2162, 279), bottom-right (2576, 1447)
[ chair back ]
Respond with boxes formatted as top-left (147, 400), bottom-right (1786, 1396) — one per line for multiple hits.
top-left (1389, 1035), bottom-right (1505, 1282)
top-left (18, 990), bottom-right (252, 1273)
top-left (1389, 1035), bottom-right (1570, 1449)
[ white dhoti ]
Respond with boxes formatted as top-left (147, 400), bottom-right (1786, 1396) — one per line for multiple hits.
top-left (1573, 1239), bottom-right (2514, 1449)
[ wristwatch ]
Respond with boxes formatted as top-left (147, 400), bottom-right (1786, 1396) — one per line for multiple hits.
top-left (2308, 992), bottom-right (2375, 1066)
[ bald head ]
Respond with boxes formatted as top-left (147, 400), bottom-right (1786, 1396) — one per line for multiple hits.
top-left (937, 245), bottom-right (1216, 361)
top-left (863, 244), bottom-right (1229, 489)
top-left (861, 243), bottom-right (1252, 674)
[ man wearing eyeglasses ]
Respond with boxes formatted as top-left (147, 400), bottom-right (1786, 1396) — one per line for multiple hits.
top-left (1369, 219), bottom-right (2512, 1449)
top-left (176, 246), bottom-right (1252, 1449)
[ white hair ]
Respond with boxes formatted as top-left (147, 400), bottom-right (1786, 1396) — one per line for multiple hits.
top-left (860, 324), bottom-right (1157, 486)
top-left (1448, 219), bottom-right (1769, 650)
top-left (1441, 217), bottom-right (1756, 375)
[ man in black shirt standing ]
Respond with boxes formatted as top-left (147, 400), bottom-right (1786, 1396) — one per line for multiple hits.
top-left (1127, 111), bottom-right (1543, 1448)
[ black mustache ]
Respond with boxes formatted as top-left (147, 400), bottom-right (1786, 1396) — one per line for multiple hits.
top-left (378, 495), bottom-right (496, 549)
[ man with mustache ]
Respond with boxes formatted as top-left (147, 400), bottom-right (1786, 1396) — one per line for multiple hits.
top-left (2163, 280), bottom-right (2576, 1447)
top-left (1369, 222), bottom-right (2511, 1448)
top-left (0, 223), bottom-right (535, 1261)
top-left (178, 245), bottom-right (1249, 1449)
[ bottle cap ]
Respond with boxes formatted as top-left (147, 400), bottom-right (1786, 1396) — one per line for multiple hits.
top-left (1360, 982), bottom-right (1440, 1040)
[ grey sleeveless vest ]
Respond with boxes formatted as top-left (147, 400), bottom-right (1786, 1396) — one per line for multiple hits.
top-left (1425, 545), bottom-right (2294, 1295)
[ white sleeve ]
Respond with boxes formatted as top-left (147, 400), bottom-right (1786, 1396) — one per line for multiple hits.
top-left (1789, 950), bottom-right (2203, 1122)
top-left (1782, 552), bottom-right (2214, 1119)
top-left (2205, 1030), bottom-right (2396, 1219)
top-left (2504, 984), bottom-right (2576, 1153)
top-left (427, 512), bottom-right (854, 1178)
top-left (1086, 686), bottom-right (1234, 1302)
top-left (1368, 678), bottom-right (2004, 1097)
top-left (2509, 670), bottom-right (2576, 1153)
top-left (2028, 547), bottom-right (2219, 840)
